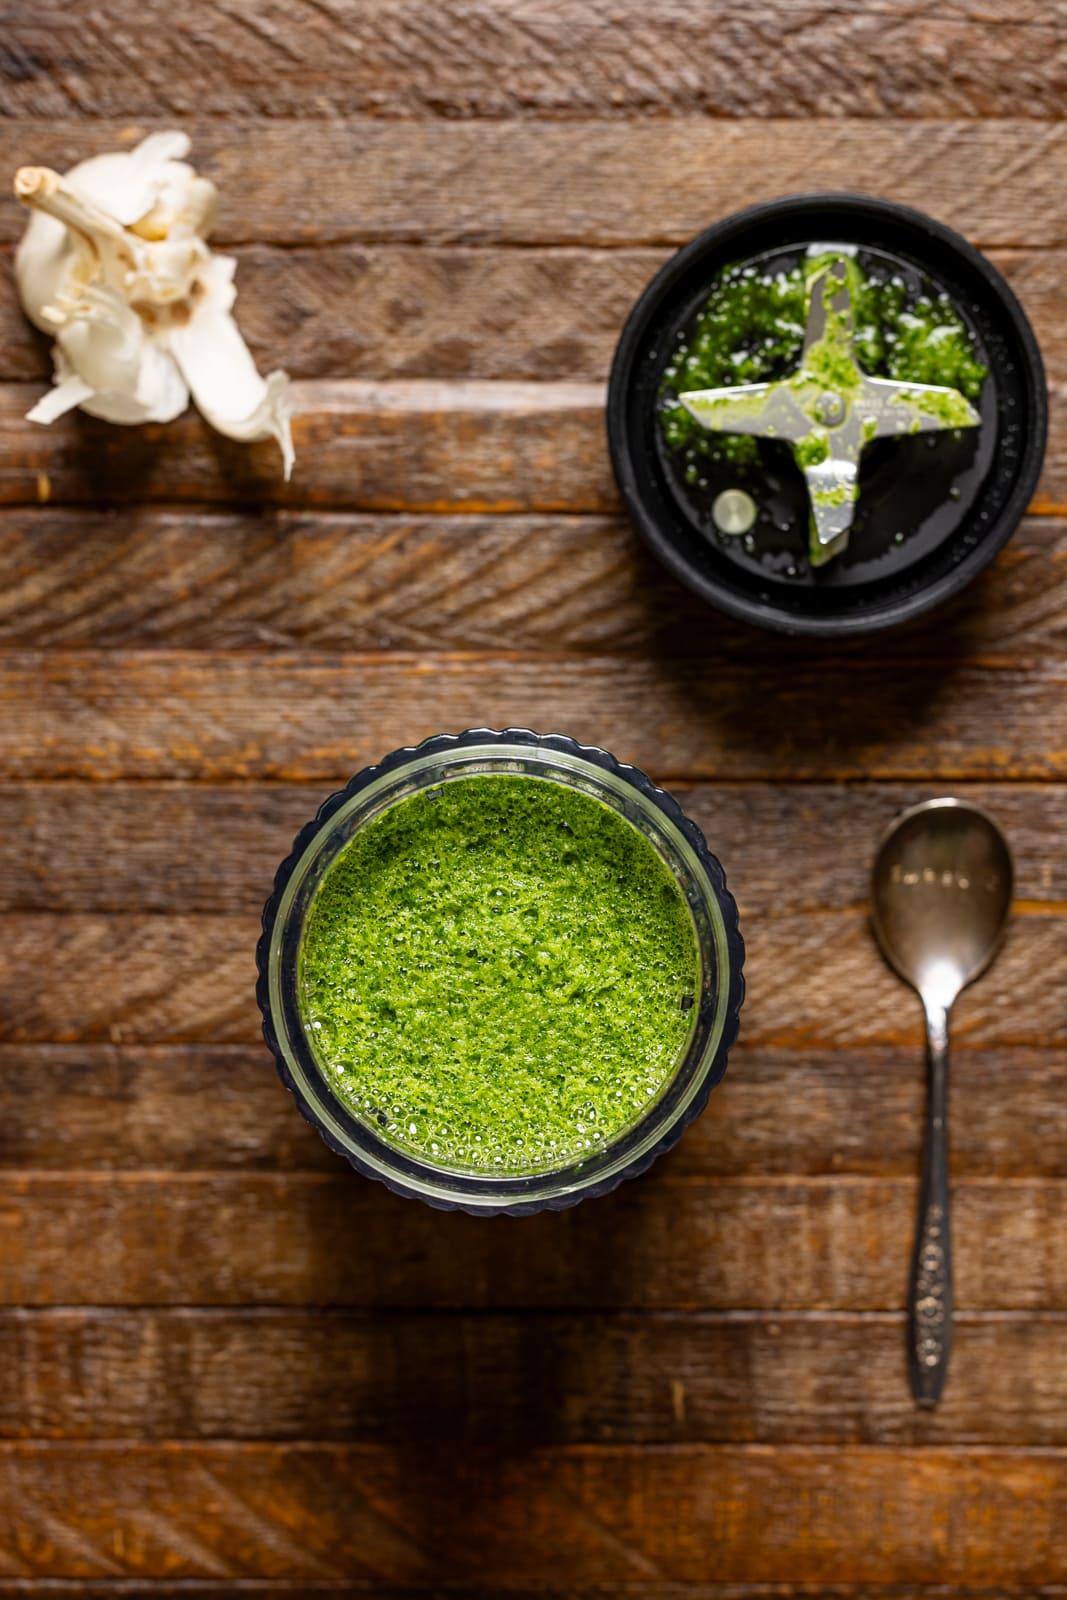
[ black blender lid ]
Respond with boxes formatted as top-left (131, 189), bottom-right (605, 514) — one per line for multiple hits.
top-left (607, 193), bottom-right (1048, 638)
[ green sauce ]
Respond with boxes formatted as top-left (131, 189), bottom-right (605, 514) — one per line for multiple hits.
top-left (299, 774), bottom-right (700, 1175)
top-left (660, 251), bottom-right (987, 467)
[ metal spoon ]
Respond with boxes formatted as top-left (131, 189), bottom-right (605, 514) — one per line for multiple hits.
top-left (870, 799), bottom-right (1013, 1407)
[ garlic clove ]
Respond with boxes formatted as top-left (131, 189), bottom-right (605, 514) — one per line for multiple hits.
top-left (16, 166), bottom-right (144, 335)
top-left (26, 371), bottom-right (95, 425)
top-left (14, 131), bottom-right (294, 474)
top-left (56, 282), bottom-right (144, 393)
top-left (14, 168), bottom-right (116, 335)
top-left (33, 315), bottom-right (189, 429)
top-left (81, 342), bottom-right (189, 426)
top-left (15, 210), bottom-right (78, 335)
top-left (65, 131), bottom-right (196, 229)
top-left (59, 283), bottom-right (189, 425)
top-left (132, 176), bottom-right (217, 243)
top-left (169, 264), bottom-right (294, 478)
top-left (124, 237), bottom-right (209, 306)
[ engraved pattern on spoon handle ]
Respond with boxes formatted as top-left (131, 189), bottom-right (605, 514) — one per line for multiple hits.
top-left (908, 1001), bottom-right (953, 1408)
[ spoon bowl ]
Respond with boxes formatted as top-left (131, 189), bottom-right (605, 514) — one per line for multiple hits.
top-left (870, 798), bottom-right (1012, 1407)
top-left (872, 799), bottom-right (1013, 1009)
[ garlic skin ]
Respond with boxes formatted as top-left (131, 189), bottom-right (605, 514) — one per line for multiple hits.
top-left (14, 132), bottom-right (294, 478)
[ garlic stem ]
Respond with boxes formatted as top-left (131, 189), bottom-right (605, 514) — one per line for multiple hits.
top-left (15, 166), bottom-right (131, 249)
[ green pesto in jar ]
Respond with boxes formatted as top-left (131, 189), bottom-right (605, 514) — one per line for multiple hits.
top-left (299, 774), bottom-right (700, 1175)
top-left (660, 251), bottom-right (987, 471)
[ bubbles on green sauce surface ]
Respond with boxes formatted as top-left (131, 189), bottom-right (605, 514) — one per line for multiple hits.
top-left (660, 250), bottom-right (987, 469)
top-left (299, 774), bottom-right (700, 1175)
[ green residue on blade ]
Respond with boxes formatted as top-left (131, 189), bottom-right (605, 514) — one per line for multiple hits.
top-left (660, 252), bottom-right (987, 460)
top-left (794, 431), bottom-right (830, 468)
top-left (811, 483), bottom-right (857, 508)
top-left (895, 384), bottom-right (979, 429)
top-left (796, 339), bottom-right (862, 399)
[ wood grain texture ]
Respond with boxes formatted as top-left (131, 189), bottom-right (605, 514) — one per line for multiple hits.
top-left (8, 1591), bottom-right (1055, 1600)
top-left (3, 1442), bottom-right (1067, 1583)
top-left (0, 1591), bottom-right (1053, 1600)
top-left (2, 780), bottom-right (1067, 921)
top-left (4, 512), bottom-right (1067, 658)
top-left (2, 1172), bottom-right (1067, 1310)
top-left (3, 121), bottom-right (1067, 249)
top-left (2, 1591), bottom-right (1066, 1600)
top-left (0, 904), bottom-right (1061, 1050)
top-left (3, 777), bottom-right (1066, 917)
top-left (1, 245), bottom-right (1062, 386)
top-left (1, 0), bottom-right (1063, 120)
top-left (3, 380), bottom-right (1064, 512)
top-left (8, 1307), bottom-right (1067, 1447)
top-left (0, 381), bottom-right (614, 514)
top-left (6, 1042), bottom-right (1067, 1180)
top-left (4, 651), bottom-right (1067, 783)
top-left (5, 15), bottom-right (1067, 1591)
top-left (0, 242), bottom-right (652, 385)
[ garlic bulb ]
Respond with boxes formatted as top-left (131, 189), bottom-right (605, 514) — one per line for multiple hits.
top-left (13, 131), bottom-right (294, 477)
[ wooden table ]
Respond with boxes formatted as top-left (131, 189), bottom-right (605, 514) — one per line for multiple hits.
top-left (2, 3), bottom-right (1067, 1592)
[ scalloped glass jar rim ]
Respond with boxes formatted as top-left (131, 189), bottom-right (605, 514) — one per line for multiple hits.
top-left (257, 730), bottom-right (744, 1215)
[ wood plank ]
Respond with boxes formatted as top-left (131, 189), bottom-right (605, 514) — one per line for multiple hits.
top-left (2, 121), bottom-right (1066, 249)
top-left (1, 1591), bottom-right (1065, 1600)
top-left (8, 1307), bottom-right (1067, 1447)
top-left (1, 245), bottom-right (1062, 387)
top-left (0, 242), bottom-right (653, 386)
top-left (2, 1), bottom-right (1063, 121)
top-left (6, 1590), bottom-right (1049, 1600)
top-left (0, 511), bottom-right (658, 653)
top-left (4, 780), bottom-right (1065, 919)
top-left (0, 381), bottom-right (614, 514)
top-left (2, 1172), bottom-right (1067, 1310)
top-left (2, 651), bottom-right (1067, 784)
top-left (3, 378), bottom-right (1063, 513)
top-left (0, 1046), bottom-right (332, 1175)
top-left (6, 1042), bottom-right (1067, 1180)
top-left (0, 1589), bottom-right (1051, 1600)
top-left (3, 512), bottom-right (1067, 658)
top-left (0, 905), bottom-right (1059, 1050)
top-left (1, 1442), bottom-right (1067, 1583)
top-left (0, 915), bottom-right (259, 1046)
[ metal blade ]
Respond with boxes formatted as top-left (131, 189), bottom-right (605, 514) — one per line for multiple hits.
top-left (803, 456), bottom-right (860, 557)
top-left (803, 258), bottom-right (856, 360)
top-left (678, 382), bottom-right (776, 437)
top-left (674, 250), bottom-right (982, 570)
top-left (858, 375), bottom-right (981, 441)
top-left (680, 381), bottom-right (812, 443)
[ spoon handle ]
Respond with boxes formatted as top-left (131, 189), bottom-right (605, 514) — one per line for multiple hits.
top-left (909, 1000), bottom-right (953, 1407)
